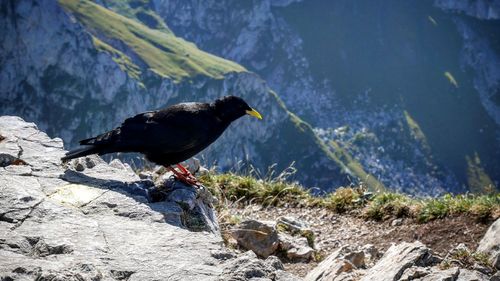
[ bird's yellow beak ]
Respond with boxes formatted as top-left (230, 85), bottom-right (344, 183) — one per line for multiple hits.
top-left (246, 108), bottom-right (263, 120)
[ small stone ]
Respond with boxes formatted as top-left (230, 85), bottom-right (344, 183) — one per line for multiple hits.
top-left (391, 218), bottom-right (403, 226)
top-left (264, 256), bottom-right (284, 270)
top-left (278, 232), bottom-right (314, 261)
top-left (231, 220), bottom-right (279, 258)
top-left (84, 156), bottom-right (97, 168)
top-left (361, 244), bottom-right (379, 261)
top-left (138, 171), bottom-right (153, 180)
top-left (344, 250), bottom-right (365, 268)
top-left (75, 162), bottom-right (85, 171)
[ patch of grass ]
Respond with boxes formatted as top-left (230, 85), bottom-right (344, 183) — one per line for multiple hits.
top-left (328, 140), bottom-right (386, 192)
top-left (199, 170), bottom-right (499, 223)
top-left (466, 152), bottom-right (497, 194)
top-left (364, 192), bottom-right (412, 220)
top-left (96, 0), bottom-right (172, 32)
top-left (199, 170), bottom-right (315, 208)
top-left (417, 193), bottom-right (500, 222)
top-left (441, 248), bottom-right (493, 271)
top-left (91, 36), bottom-right (143, 83)
top-left (404, 110), bottom-right (431, 154)
top-left (59, 0), bottom-right (245, 82)
top-left (323, 187), bottom-right (364, 213)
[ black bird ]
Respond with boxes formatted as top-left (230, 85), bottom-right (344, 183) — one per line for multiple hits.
top-left (62, 96), bottom-right (262, 185)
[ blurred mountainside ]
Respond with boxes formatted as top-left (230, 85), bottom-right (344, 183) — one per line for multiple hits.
top-left (1, 0), bottom-right (499, 195)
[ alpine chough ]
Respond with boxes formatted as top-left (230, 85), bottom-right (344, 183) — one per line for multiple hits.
top-left (61, 96), bottom-right (262, 185)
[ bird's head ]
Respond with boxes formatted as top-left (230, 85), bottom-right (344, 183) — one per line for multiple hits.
top-left (213, 96), bottom-right (262, 122)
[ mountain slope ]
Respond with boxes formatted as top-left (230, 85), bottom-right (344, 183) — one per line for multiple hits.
top-left (60, 0), bottom-right (245, 82)
top-left (0, 0), bottom-right (384, 191)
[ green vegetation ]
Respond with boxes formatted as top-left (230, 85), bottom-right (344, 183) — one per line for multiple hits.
top-left (404, 110), bottom-right (430, 150)
top-left (444, 71), bottom-right (459, 88)
top-left (91, 36), bottom-right (143, 83)
top-left (59, 0), bottom-right (245, 82)
top-left (200, 171), bottom-right (500, 223)
top-left (94, 0), bottom-right (172, 32)
top-left (427, 15), bottom-right (438, 26)
top-left (466, 153), bottom-right (496, 194)
top-left (328, 140), bottom-right (386, 192)
top-left (441, 248), bottom-right (493, 271)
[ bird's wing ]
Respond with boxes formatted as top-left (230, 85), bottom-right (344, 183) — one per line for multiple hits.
top-left (79, 111), bottom-right (156, 147)
top-left (79, 103), bottom-right (216, 154)
top-left (118, 107), bottom-right (215, 153)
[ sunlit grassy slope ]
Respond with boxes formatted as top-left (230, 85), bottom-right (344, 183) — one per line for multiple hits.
top-left (59, 0), bottom-right (245, 82)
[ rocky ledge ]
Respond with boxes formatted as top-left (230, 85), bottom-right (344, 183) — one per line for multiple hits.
top-left (0, 116), bottom-right (295, 281)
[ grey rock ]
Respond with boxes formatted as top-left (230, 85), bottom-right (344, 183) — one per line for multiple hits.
top-left (456, 269), bottom-right (489, 281)
top-left (399, 266), bottom-right (433, 280)
top-left (491, 271), bottom-right (500, 281)
top-left (278, 233), bottom-right (314, 261)
top-left (361, 244), bottom-right (380, 265)
top-left (305, 246), bottom-right (364, 281)
top-left (219, 251), bottom-right (300, 281)
top-left (477, 218), bottom-right (500, 269)
top-left (231, 220), bottom-right (280, 258)
top-left (391, 218), bottom-right (404, 227)
top-left (0, 116), bottom-right (227, 280)
top-left (277, 216), bottom-right (313, 237)
top-left (360, 241), bottom-right (437, 281)
top-left (417, 267), bottom-right (459, 281)
top-left (181, 158), bottom-right (202, 174)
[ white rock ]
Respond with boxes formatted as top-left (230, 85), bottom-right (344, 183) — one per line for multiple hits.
top-left (477, 218), bottom-right (500, 269)
top-left (360, 241), bottom-right (437, 281)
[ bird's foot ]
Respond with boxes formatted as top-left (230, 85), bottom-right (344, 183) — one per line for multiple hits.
top-left (167, 164), bottom-right (201, 187)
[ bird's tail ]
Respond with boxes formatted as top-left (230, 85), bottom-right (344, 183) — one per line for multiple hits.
top-left (61, 146), bottom-right (99, 162)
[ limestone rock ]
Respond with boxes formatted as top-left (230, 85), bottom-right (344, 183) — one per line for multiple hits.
top-left (219, 251), bottom-right (300, 281)
top-left (360, 241), bottom-right (438, 281)
top-left (278, 233), bottom-right (315, 261)
top-left (277, 216), bottom-right (314, 238)
top-left (477, 218), bottom-right (500, 269)
top-left (231, 220), bottom-right (280, 258)
top-left (305, 246), bottom-right (365, 281)
top-left (456, 268), bottom-right (489, 281)
top-left (406, 266), bottom-right (459, 281)
top-left (0, 116), bottom-right (225, 280)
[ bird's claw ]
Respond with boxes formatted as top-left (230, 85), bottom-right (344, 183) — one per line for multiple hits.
top-left (167, 164), bottom-right (201, 187)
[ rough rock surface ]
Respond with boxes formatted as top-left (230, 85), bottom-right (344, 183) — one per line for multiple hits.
top-left (477, 218), bottom-right (500, 269)
top-left (0, 116), bottom-right (296, 280)
top-left (220, 251), bottom-right (301, 281)
top-left (231, 220), bottom-right (280, 258)
top-left (278, 233), bottom-right (314, 262)
top-left (305, 246), bottom-right (366, 281)
top-left (456, 269), bottom-right (489, 281)
top-left (360, 241), bottom-right (438, 281)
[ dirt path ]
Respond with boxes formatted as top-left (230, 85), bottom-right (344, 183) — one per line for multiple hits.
top-left (222, 205), bottom-right (492, 277)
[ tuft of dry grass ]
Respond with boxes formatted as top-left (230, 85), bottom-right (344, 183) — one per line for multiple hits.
top-left (199, 169), bottom-right (500, 224)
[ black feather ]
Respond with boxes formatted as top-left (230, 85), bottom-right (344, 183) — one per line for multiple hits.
top-left (61, 96), bottom-right (258, 166)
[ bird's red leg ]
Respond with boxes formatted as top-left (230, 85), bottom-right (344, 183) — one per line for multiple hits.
top-left (166, 165), bottom-right (200, 186)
